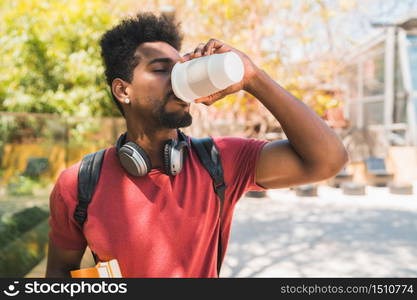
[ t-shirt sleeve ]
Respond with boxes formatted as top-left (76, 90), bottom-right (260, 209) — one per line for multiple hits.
top-left (48, 173), bottom-right (87, 250)
top-left (214, 136), bottom-right (269, 203)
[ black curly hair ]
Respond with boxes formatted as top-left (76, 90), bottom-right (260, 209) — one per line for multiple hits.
top-left (100, 12), bottom-right (184, 117)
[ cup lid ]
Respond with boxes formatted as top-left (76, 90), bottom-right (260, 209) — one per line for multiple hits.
top-left (171, 62), bottom-right (199, 103)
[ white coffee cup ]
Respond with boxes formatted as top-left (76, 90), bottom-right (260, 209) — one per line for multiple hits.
top-left (171, 51), bottom-right (244, 103)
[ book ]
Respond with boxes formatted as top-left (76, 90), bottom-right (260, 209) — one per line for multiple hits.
top-left (70, 259), bottom-right (122, 278)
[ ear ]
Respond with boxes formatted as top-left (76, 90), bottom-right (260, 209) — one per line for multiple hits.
top-left (112, 78), bottom-right (130, 104)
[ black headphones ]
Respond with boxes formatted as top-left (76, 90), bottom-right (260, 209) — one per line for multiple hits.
top-left (116, 129), bottom-right (189, 177)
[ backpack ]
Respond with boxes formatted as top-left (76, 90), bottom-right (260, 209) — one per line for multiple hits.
top-left (73, 137), bottom-right (226, 276)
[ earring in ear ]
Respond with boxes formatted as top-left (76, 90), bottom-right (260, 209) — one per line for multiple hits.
top-left (124, 98), bottom-right (130, 104)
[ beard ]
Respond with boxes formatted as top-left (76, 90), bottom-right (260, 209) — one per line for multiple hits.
top-left (158, 110), bottom-right (192, 128)
top-left (153, 94), bottom-right (193, 129)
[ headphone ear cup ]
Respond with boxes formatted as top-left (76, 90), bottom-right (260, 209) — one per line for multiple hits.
top-left (118, 142), bottom-right (152, 176)
top-left (163, 139), bottom-right (188, 176)
top-left (163, 141), bottom-right (173, 175)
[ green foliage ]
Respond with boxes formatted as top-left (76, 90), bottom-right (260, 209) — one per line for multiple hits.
top-left (6, 175), bottom-right (39, 196)
top-left (0, 206), bottom-right (49, 249)
top-left (0, 116), bottom-right (17, 164)
top-left (0, 0), bottom-right (121, 117)
top-left (0, 218), bottom-right (49, 277)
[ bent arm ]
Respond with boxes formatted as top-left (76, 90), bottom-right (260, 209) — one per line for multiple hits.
top-left (45, 240), bottom-right (86, 278)
top-left (245, 69), bottom-right (348, 189)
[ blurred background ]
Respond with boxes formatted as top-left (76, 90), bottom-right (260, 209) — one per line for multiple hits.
top-left (0, 0), bottom-right (417, 278)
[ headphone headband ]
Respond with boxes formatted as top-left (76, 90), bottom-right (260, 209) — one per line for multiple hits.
top-left (115, 129), bottom-right (189, 177)
top-left (116, 129), bottom-right (189, 151)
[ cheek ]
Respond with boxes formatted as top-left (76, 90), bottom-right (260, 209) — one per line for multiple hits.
top-left (131, 73), bottom-right (166, 99)
top-left (129, 78), bottom-right (147, 98)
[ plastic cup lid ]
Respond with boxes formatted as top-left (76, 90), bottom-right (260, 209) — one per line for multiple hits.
top-left (171, 62), bottom-right (199, 103)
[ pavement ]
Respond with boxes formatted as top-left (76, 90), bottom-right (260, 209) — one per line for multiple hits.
top-left (27, 184), bottom-right (417, 278)
top-left (220, 184), bottom-right (417, 277)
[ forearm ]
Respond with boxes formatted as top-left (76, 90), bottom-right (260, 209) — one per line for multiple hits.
top-left (245, 68), bottom-right (348, 171)
top-left (45, 267), bottom-right (72, 278)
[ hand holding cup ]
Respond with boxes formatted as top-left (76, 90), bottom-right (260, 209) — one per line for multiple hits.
top-left (176, 39), bottom-right (259, 105)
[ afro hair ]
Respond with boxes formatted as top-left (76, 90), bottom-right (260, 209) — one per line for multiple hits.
top-left (100, 12), bottom-right (184, 117)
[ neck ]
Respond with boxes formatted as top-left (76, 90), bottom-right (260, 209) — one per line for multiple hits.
top-left (124, 122), bottom-right (179, 169)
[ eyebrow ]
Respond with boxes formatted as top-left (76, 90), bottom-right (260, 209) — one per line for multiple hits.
top-left (148, 57), bottom-right (174, 65)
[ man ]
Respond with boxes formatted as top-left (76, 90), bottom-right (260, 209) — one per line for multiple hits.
top-left (46, 12), bottom-right (348, 278)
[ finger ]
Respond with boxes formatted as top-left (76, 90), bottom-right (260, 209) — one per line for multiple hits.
top-left (194, 96), bottom-right (210, 103)
top-left (197, 98), bottom-right (215, 106)
top-left (202, 41), bottom-right (212, 56)
top-left (195, 90), bottom-right (224, 104)
top-left (203, 39), bottom-right (216, 55)
top-left (202, 95), bottom-right (221, 106)
top-left (180, 53), bottom-right (191, 63)
top-left (204, 39), bottom-right (227, 55)
top-left (192, 43), bottom-right (206, 59)
top-left (204, 99), bottom-right (217, 106)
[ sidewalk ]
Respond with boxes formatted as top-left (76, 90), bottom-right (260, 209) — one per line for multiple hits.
top-left (221, 185), bottom-right (417, 277)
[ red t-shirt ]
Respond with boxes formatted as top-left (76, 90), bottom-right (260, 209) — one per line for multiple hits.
top-left (48, 136), bottom-right (268, 277)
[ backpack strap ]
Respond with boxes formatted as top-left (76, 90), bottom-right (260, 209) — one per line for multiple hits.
top-left (191, 137), bottom-right (226, 277)
top-left (74, 149), bottom-right (106, 264)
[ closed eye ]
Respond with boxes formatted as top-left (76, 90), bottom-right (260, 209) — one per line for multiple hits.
top-left (154, 70), bottom-right (167, 72)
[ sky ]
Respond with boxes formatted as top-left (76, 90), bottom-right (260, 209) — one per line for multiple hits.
top-left (278, 0), bottom-right (417, 63)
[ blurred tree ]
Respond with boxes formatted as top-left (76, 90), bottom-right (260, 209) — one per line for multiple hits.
top-left (0, 0), bottom-right (120, 117)
top-left (0, 0), bottom-right (362, 134)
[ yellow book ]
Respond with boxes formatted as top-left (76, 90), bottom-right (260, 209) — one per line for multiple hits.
top-left (70, 259), bottom-right (122, 278)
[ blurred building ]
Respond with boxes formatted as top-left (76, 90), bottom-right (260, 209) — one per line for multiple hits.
top-left (336, 12), bottom-right (417, 148)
